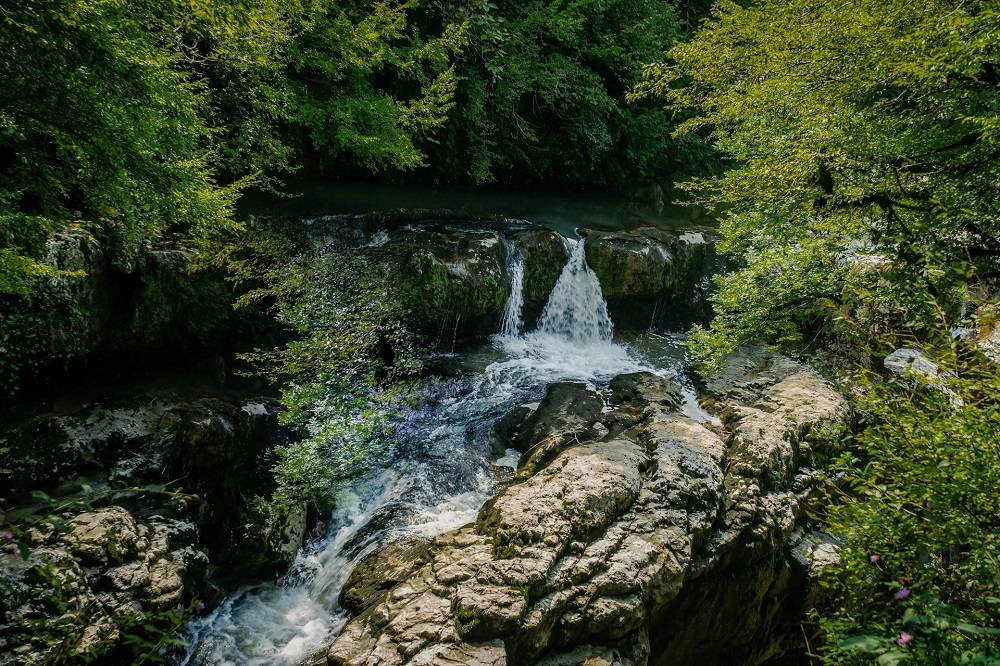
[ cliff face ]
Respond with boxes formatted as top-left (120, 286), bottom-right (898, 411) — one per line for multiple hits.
top-left (327, 346), bottom-right (849, 665)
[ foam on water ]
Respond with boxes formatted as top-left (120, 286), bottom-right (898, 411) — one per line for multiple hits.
top-left (179, 232), bottom-right (711, 664)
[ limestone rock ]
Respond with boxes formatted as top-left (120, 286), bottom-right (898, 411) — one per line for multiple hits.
top-left (340, 539), bottom-right (432, 616)
top-left (581, 226), bottom-right (720, 327)
top-left (326, 348), bottom-right (850, 665)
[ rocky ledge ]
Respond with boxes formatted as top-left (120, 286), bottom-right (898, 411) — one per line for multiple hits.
top-left (0, 392), bottom-right (305, 662)
top-left (327, 346), bottom-right (849, 665)
top-left (582, 226), bottom-right (721, 327)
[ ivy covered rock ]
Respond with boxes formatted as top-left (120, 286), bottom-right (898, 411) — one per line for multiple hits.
top-left (0, 225), bottom-right (233, 395)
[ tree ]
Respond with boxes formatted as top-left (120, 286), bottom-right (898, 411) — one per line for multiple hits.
top-left (644, 1), bottom-right (1000, 659)
top-left (426, 0), bottom-right (708, 187)
top-left (640, 0), bottom-right (1000, 364)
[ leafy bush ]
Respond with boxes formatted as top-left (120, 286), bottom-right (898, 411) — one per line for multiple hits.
top-left (229, 224), bottom-right (430, 512)
top-left (819, 351), bottom-right (1000, 663)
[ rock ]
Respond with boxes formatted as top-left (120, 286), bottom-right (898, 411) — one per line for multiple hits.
top-left (504, 383), bottom-right (605, 478)
top-left (0, 394), bottom-right (301, 579)
top-left (63, 507), bottom-right (140, 565)
top-left (883, 348), bottom-right (962, 407)
top-left (493, 403), bottom-right (538, 451)
top-left (609, 372), bottom-right (682, 411)
top-left (979, 324), bottom-right (1000, 364)
top-left (326, 349), bottom-right (850, 665)
top-left (0, 508), bottom-right (208, 663)
top-left (340, 539), bottom-right (433, 616)
top-left (383, 227), bottom-right (509, 343)
top-left (522, 383), bottom-right (604, 450)
top-left (581, 226), bottom-right (720, 328)
top-left (2, 224), bottom-right (234, 393)
top-left (883, 348), bottom-right (940, 380)
top-left (695, 344), bottom-right (805, 408)
top-left (512, 229), bottom-right (570, 326)
top-left (0, 390), bottom-right (305, 663)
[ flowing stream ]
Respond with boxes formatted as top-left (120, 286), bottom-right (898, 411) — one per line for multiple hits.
top-left (179, 231), bottom-right (709, 665)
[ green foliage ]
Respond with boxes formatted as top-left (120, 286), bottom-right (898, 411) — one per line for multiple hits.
top-left (0, 485), bottom-right (201, 664)
top-left (645, 0), bottom-right (1000, 367)
top-left (0, 0), bottom-right (243, 273)
top-left (230, 225), bottom-right (429, 511)
top-left (429, 0), bottom-right (710, 187)
top-left (819, 351), bottom-right (1000, 663)
top-left (653, 1), bottom-right (1000, 660)
top-left (291, 1), bottom-right (466, 172)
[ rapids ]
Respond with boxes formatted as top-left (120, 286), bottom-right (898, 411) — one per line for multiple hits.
top-left (178, 230), bottom-right (711, 665)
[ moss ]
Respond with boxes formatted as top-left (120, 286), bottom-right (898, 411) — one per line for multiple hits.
top-left (452, 597), bottom-right (485, 638)
top-left (391, 245), bottom-right (508, 340)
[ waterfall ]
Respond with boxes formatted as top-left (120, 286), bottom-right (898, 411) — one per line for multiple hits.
top-left (181, 232), bottom-right (712, 665)
top-left (499, 239), bottom-right (525, 337)
top-left (535, 237), bottom-right (613, 343)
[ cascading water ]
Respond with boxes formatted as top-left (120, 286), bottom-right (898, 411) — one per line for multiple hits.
top-left (179, 230), bottom-right (712, 665)
top-left (498, 239), bottom-right (525, 337)
top-left (535, 237), bottom-right (613, 343)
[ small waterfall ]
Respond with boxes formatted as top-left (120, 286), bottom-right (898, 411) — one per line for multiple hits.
top-left (499, 239), bottom-right (525, 337)
top-left (181, 232), bottom-right (712, 665)
top-left (535, 237), bottom-right (613, 343)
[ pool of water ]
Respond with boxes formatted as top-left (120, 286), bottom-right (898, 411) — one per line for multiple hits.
top-left (239, 180), bottom-right (709, 238)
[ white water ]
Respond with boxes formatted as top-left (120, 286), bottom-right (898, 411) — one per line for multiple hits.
top-left (179, 232), bottom-right (712, 665)
top-left (535, 237), bottom-right (613, 343)
top-left (499, 239), bottom-right (525, 337)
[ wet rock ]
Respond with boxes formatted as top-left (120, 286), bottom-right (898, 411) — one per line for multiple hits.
top-left (609, 372), bottom-right (682, 411)
top-left (340, 539), bottom-right (433, 616)
top-left (505, 383), bottom-right (606, 478)
top-left (493, 403), bottom-right (538, 452)
top-left (522, 383), bottom-right (604, 451)
top-left (581, 226), bottom-right (720, 327)
top-left (381, 227), bottom-right (508, 343)
top-left (326, 349), bottom-right (849, 665)
top-left (511, 229), bottom-right (569, 325)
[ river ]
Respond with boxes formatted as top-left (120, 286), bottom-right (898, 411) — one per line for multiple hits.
top-left (179, 194), bottom-right (713, 664)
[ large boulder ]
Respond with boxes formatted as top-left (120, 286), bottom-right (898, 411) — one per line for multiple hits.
top-left (325, 350), bottom-right (850, 665)
top-left (378, 227), bottom-right (509, 344)
top-left (581, 226), bottom-right (721, 328)
top-left (510, 229), bottom-right (568, 327)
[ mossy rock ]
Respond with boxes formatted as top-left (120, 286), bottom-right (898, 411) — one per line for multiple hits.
top-left (383, 227), bottom-right (509, 342)
top-left (511, 229), bottom-right (568, 325)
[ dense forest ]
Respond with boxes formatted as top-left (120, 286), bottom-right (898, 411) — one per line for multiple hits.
top-left (1, 0), bottom-right (997, 664)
